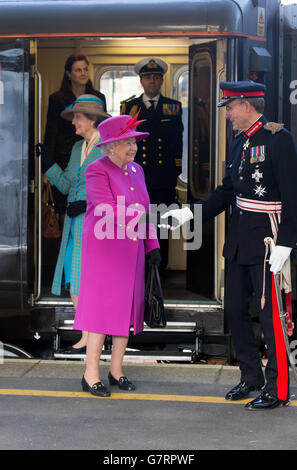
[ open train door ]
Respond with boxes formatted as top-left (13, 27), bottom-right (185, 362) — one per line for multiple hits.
top-left (187, 40), bottom-right (226, 301)
top-left (0, 39), bottom-right (35, 340)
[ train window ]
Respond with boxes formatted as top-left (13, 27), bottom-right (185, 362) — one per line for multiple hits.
top-left (173, 67), bottom-right (189, 180)
top-left (95, 67), bottom-right (143, 116)
top-left (175, 68), bottom-right (189, 108)
top-left (190, 51), bottom-right (212, 198)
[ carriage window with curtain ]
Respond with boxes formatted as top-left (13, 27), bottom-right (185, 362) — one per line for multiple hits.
top-left (190, 52), bottom-right (212, 199)
top-left (96, 67), bottom-right (143, 116)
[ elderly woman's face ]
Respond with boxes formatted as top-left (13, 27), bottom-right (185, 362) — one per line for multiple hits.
top-left (72, 112), bottom-right (95, 138)
top-left (67, 60), bottom-right (89, 87)
top-left (113, 138), bottom-right (138, 165)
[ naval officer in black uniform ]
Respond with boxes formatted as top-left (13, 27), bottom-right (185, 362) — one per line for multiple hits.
top-left (121, 58), bottom-right (183, 269)
top-left (160, 81), bottom-right (297, 410)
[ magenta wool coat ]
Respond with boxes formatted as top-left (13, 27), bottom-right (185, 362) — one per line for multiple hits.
top-left (73, 156), bottom-right (159, 336)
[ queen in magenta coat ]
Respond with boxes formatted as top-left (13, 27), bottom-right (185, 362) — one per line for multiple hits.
top-left (73, 113), bottom-right (161, 397)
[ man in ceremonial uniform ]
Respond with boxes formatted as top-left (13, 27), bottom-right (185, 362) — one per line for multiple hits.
top-left (121, 58), bottom-right (184, 268)
top-left (160, 81), bottom-right (297, 409)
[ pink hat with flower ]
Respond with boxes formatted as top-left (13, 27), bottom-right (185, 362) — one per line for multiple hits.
top-left (96, 111), bottom-right (149, 146)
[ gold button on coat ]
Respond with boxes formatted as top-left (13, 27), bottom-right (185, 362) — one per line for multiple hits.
top-left (130, 187), bottom-right (134, 191)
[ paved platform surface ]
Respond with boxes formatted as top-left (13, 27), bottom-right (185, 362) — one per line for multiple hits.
top-left (1, 359), bottom-right (297, 451)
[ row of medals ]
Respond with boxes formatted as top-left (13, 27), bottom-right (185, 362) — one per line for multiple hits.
top-left (239, 138), bottom-right (266, 197)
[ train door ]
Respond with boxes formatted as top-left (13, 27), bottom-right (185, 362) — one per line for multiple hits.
top-left (0, 39), bottom-right (33, 337)
top-left (187, 40), bottom-right (226, 301)
top-left (33, 37), bottom-right (227, 308)
top-left (27, 40), bottom-right (45, 306)
top-left (31, 40), bottom-right (71, 307)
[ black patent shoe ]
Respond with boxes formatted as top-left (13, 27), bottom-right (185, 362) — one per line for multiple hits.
top-left (61, 345), bottom-right (86, 355)
top-left (245, 391), bottom-right (290, 410)
top-left (81, 376), bottom-right (110, 397)
top-left (225, 381), bottom-right (262, 401)
top-left (108, 372), bottom-right (136, 391)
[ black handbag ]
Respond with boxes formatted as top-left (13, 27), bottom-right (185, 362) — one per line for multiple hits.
top-left (144, 264), bottom-right (166, 328)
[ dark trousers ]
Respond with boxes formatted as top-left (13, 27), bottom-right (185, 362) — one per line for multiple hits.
top-left (225, 259), bottom-right (289, 401)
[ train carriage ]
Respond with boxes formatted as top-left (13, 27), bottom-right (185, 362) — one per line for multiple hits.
top-left (0, 0), bottom-right (295, 360)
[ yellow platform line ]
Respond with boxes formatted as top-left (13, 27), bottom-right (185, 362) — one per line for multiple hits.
top-left (0, 388), bottom-right (296, 405)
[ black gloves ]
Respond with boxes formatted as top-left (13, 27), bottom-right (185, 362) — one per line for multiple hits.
top-left (148, 248), bottom-right (162, 267)
top-left (36, 143), bottom-right (55, 173)
top-left (67, 200), bottom-right (87, 218)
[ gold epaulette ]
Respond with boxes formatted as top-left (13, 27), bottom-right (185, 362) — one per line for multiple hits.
top-left (120, 95), bottom-right (137, 115)
top-left (120, 95), bottom-right (136, 104)
top-left (264, 122), bottom-right (284, 134)
top-left (128, 104), bottom-right (139, 117)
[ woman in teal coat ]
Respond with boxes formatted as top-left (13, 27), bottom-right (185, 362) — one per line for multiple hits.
top-left (42, 95), bottom-right (110, 351)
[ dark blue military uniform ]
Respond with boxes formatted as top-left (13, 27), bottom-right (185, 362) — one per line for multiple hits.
top-left (200, 82), bottom-right (297, 405)
top-left (203, 115), bottom-right (297, 262)
top-left (121, 94), bottom-right (183, 206)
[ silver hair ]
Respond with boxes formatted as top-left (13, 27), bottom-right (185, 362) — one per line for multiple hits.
top-left (238, 97), bottom-right (265, 114)
top-left (100, 139), bottom-right (129, 156)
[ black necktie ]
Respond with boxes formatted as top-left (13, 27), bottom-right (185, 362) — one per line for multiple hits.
top-left (148, 100), bottom-right (155, 112)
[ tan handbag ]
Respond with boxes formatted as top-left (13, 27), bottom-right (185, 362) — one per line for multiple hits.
top-left (42, 182), bottom-right (61, 239)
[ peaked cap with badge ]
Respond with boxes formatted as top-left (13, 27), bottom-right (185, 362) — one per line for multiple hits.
top-left (218, 80), bottom-right (266, 107)
top-left (134, 58), bottom-right (168, 77)
top-left (199, 80), bottom-right (297, 406)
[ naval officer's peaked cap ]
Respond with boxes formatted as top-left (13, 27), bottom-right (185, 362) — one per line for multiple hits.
top-left (218, 80), bottom-right (266, 107)
top-left (134, 58), bottom-right (168, 76)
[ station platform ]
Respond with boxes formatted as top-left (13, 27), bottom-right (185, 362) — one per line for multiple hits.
top-left (1, 359), bottom-right (297, 451)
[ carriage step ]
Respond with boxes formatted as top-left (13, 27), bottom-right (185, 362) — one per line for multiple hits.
top-left (56, 320), bottom-right (198, 334)
top-left (53, 349), bottom-right (194, 362)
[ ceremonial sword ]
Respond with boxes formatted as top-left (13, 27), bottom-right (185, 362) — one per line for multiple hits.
top-left (264, 237), bottom-right (297, 385)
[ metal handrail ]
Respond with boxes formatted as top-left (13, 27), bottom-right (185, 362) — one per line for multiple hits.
top-left (33, 70), bottom-right (42, 302)
top-left (214, 65), bottom-right (226, 302)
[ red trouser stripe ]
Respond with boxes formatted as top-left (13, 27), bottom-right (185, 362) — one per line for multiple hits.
top-left (271, 275), bottom-right (288, 401)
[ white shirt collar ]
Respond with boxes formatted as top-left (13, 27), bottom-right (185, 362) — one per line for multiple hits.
top-left (143, 93), bottom-right (160, 108)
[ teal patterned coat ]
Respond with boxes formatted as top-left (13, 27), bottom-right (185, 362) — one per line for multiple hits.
top-left (46, 140), bottom-right (103, 295)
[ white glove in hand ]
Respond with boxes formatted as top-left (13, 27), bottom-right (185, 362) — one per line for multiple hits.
top-left (269, 245), bottom-right (292, 273)
top-left (158, 206), bottom-right (193, 231)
